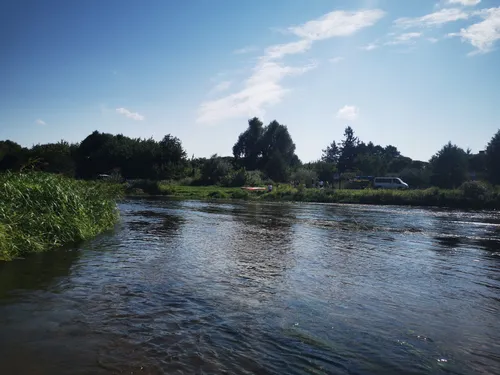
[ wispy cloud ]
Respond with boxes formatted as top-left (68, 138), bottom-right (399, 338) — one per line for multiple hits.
top-left (233, 46), bottom-right (259, 54)
top-left (329, 56), bottom-right (344, 63)
top-left (386, 32), bottom-right (423, 45)
top-left (361, 43), bottom-right (379, 51)
top-left (197, 9), bottom-right (385, 124)
top-left (209, 81), bottom-right (232, 95)
top-left (447, 0), bottom-right (481, 6)
top-left (394, 8), bottom-right (469, 28)
top-left (264, 39), bottom-right (312, 60)
top-left (116, 107), bottom-right (145, 121)
top-left (35, 119), bottom-right (46, 125)
top-left (288, 9), bottom-right (385, 40)
top-left (336, 105), bottom-right (359, 121)
top-left (428, 37), bottom-right (440, 43)
top-left (449, 7), bottom-right (500, 54)
top-left (197, 61), bottom-right (317, 124)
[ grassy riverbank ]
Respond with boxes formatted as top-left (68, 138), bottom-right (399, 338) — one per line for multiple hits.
top-left (0, 173), bottom-right (122, 261)
top-left (126, 181), bottom-right (500, 209)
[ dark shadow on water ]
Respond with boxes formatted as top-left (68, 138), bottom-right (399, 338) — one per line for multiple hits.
top-left (476, 238), bottom-right (500, 253)
top-left (0, 247), bottom-right (81, 300)
top-left (434, 235), bottom-right (462, 249)
top-left (127, 210), bottom-right (185, 237)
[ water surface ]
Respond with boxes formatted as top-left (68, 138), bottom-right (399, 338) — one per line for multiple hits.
top-left (1, 199), bottom-right (499, 374)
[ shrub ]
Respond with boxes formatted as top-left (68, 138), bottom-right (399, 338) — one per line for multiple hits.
top-left (459, 181), bottom-right (491, 200)
top-left (291, 168), bottom-right (318, 188)
top-left (127, 179), bottom-right (162, 195)
top-left (208, 190), bottom-right (228, 199)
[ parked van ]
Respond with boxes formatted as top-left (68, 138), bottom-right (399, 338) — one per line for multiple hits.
top-left (373, 177), bottom-right (409, 189)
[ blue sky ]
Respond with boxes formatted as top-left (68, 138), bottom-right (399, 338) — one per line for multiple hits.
top-left (1, 0), bottom-right (499, 162)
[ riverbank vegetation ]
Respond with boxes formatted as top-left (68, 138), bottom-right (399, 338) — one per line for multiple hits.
top-left (126, 181), bottom-right (500, 209)
top-left (2, 118), bottom-right (499, 190)
top-left (2, 117), bottom-right (500, 208)
top-left (0, 173), bottom-right (122, 261)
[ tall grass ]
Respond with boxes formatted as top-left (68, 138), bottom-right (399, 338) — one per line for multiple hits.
top-left (0, 172), bottom-right (123, 261)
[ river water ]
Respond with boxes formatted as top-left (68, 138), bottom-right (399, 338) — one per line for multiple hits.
top-left (0, 199), bottom-right (499, 374)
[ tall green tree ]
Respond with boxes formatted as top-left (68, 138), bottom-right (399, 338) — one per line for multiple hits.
top-left (321, 141), bottom-right (340, 164)
top-left (29, 141), bottom-right (77, 176)
top-left (338, 126), bottom-right (359, 173)
top-left (0, 140), bottom-right (26, 171)
top-left (429, 142), bottom-right (468, 188)
top-left (486, 129), bottom-right (500, 185)
top-left (233, 117), bottom-right (264, 170)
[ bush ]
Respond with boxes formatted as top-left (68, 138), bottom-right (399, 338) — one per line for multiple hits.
top-left (177, 177), bottom-right (195, 186)
top-left (126, 180), bottom-right (162, 195)
top-left (459, 181), bottom-right (491, 200)
top-left (208, 190), bottom-right (228, 199)
top-left (291, 168), bottom-right (318, 188)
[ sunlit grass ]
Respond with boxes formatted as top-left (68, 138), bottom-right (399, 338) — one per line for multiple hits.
top-left (127, 182), bottom-right (500, 209)
top-left (0, 172), bottom-right (123, 261)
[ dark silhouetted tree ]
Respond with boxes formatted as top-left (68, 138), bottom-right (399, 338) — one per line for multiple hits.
top-left (429, 142), bottom-right (468, 188)
top-left (338, 126), bottom-right (359, 173)
top-left (321, 141), bottom-right (340, 164)
top-left (0, 140), bottom-right (26, 171)
top-left (233, 117), bottom-right (264, 170)
top-left (486, 129), bottom-right (500, 185)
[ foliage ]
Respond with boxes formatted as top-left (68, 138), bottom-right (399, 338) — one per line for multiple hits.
top-left (291, 168), bottom-right (318, 188)
top-left (232, 117), bottom-right (264, 170)
top-left (233, 118), bottom-right (299, 181)
top-left (486, 129), bottom-right (500, 185)
top-left (0, 172), bottom-right (121, 261)
top-left (126, 184), bottom-right (500, 210)
top-left (429, 142), bottom-right (468, 189)
top-left (459, 181), bottom-right (491, 200)
top-left (337, 126), bottom-right (359, 173)
top-left (200, 154), bottom-right (232, 185)
top-left (0, 120), bottom-right (498, 194)
top-left (321, 141), bottom-right (340, 164)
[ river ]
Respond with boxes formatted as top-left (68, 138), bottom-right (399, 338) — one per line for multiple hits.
top-left (0, 199), bottom-right (499, 374)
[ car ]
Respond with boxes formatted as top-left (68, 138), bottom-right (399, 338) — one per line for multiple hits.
top-left (373, 177), bottom-right (409, 189)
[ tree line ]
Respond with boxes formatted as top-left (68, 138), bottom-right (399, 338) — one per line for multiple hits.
top-left (1, 118), bottom-right (499, 189)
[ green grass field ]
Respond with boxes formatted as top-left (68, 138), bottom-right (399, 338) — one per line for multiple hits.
top-left (0, 172), bottom-right (122, 261)
top-left (126, 181), bottom-right (500, 210)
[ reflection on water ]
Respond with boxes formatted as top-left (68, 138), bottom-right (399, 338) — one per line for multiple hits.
top-left (0, 199), bottom-right (500, 374)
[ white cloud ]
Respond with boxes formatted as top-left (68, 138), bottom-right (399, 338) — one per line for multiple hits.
top-left (264, 39), bottom-right (312, 60)
top-left (449, 7), bottom-right (500, 54)
top-left (289, 9), bottom-right (385, 40)
top-left (447, 0), bottom-right (480, 6)
top-left (329, 56), bottom-right (344, 63)
top-left (35, 119), bottom-right (46, 125)
top-left (209, 81), bottom-right (232, 95)
top-left (361, 43), bottom-right (379, 51)
top-left (197, 9), bottom-right (384, 124)
top-left (197, 61), bottom-right (316, 124)
top-left (428, 37), bottom-right (440, 43)
top-left (394, 8), bottom-right (469, 28)
top-left (386, 32), bottom-right (422, 45)
top-left (336, 105), bottom-right (359, 121)
top-left (233, 46), bottom-right (258, 54)
top-left (116, 107), bottom-right (145, 121)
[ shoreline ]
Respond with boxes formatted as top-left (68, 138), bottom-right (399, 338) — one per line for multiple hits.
top-left (124, 185), bottom-right (500, 210)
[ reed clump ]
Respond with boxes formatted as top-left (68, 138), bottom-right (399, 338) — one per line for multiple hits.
top-left (0, 172), bottom-right (122, 261)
